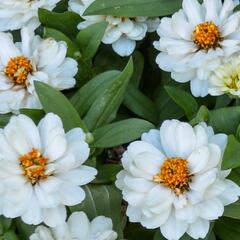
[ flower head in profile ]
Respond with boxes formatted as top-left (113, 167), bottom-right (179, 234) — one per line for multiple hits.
top-left (116, 119), bottom-right (240, 240)
top-left (209, 55), bottom-right (240, 97)
top-left (0, 0), bottom-right (61, 31)
top-left (154, 0), bottom-right (240, 97)
top-left (0, 27), bottom-right (77, 113)
top-left (0, 113), bottom-right (97, 227)
top-left (30, 211), bottom-right (118, 240)
top-left (68, 0), bottom-right (159, 57)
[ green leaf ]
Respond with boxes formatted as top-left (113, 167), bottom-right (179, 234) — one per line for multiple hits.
top-left (34, 81), bottom-right (88, 132)
top-left (0, 114), bottom-right (11, 128)
top-left (224, 200), bottom-right (240, 219)
top-left (190, 105), bottom-right (209, 126)
top-left (208, 106), bottom-right (240, 134)
top-left (44, 27), bottom-right (80, 58)
top-left (124, 223), bottom-right (155, 240)
top-left (214, 217), bottom-right (240, 240)
top-left (71, 70), bottom-right (120, 116)
top-left (165, 86), bottom-right (199, 120)
top-left (70, 185), bottom-right (124, 239)
top-left (84, 0), bottom-right (182, 17)
top-left (15, 219), bottom-right (35, 240)
top-left (94, 164), bottom-right (122, 184)
top-left (84, 57), bottom-right (134, 130)
top-left (154, 73), bottom-right (186, 124)
top-left (39, 9), bottom-right (82, 37)
top-left (20, 109), bottom-right (45, 124)
top-left (222, 135), bottom-right (240, 170)
top-left (93, 118), bottom-right (155, 148)
top-left (76, 21), bottom-right (108, 60)
top-left (153, 231), bottom-right (165, 240)
top-left (3, 231), bottom-right (18, 240)
top-left (124, 84), bottom-right (158, 124)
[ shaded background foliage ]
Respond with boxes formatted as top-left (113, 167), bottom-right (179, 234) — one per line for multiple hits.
top-left (1, 0), bottom-right (240, 239)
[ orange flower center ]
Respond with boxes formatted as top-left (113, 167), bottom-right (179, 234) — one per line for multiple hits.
top-left (5, 56), bottom-right (33, 86)
top-left (153, 157), bottom-right (192, 195)
top-left (19, 148), bottom-right (48, 184)
top-left (192, 21), bottom-right (222, 50)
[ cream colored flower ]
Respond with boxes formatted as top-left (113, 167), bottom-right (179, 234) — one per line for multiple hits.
top-left (30, 211), bottom-right (117, 240)
top-left (116, 119), bottom-right (240, 240)
top-left (68, 0), bottom-right (159, 56)
top-left (209, 55), bottom-right (240, 97)
top-left (154, 0), bottom-right (240, 97)
top-left (0, 27), bottom-right (77, 113)
top-left (0, 0), bottom-right (61, 31)
top-left (0, 113), bottom-right (97, 227)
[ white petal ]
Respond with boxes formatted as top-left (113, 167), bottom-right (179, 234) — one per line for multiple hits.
top-left (60, 184), bottom-right (85, 206)
top-left (38, 113), bottom-right (67, 160)
top-left (102, 27), bottom-right (122, 44)
top-left (190, 169), bottom-right (217, 192)
top-left (161, 211), bottom-right (188, 240)
top-left (187, 218), bottom-right (210, 239)
top-left (182, 0), bottom-right (203, 25)
top-left (58, 166), bottom-right (97, 185)
top-left (188, 146), bottom-right (210, 174)
top-left (21, 194), bottom-right (43, 225)
top-left (112, 37), bottom-right (136, 57)
top-left (0, 32), bottom-right (21, 65)
top-left (4, 114), bottom-right (41, 155)
top-left (198, 198), bottom-right (224, 220)
top-left (171, 10), bottom-right (192, 40)
top-left (43, 205), bottom-right (67, 227)
top-left (68, 212), bottom-right (90, 240)
top-left (190, 78), bottom-right (209, 97)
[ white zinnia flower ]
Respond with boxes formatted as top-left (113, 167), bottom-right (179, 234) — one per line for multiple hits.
top-left (116, 119), bottom-right (240, 240)
top-left (0, 0), bottom-right (61, 31)
top-left (0, 113), bottom-right (97, 227)
top-left (0, 27), bottom-right (77, 113)
top-left (154, 0), bottom-right (240, 97)
top-left (209, 55), bottom-right (240, 97)
top-left (30, 211), bottom-right (118, 240)
top-left (68, 0), bottom-right (159, 57)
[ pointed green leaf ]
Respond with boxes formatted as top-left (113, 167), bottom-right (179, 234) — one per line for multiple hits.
top-left (84, 57), bottom-right (133, 130)
top-left (208, 106), bottom-right (240, 134)
top-left (84, 0), bottom-right (182, 17)
top-left (71, 70), bottom-right (120, 116)
top-left (222, 135), bottom-right (240, 170)
top-left (39, 9), bottom-right (82, 37)
top-left (165, 86), bottom-right (199, 120)
top-left (70, 185), bottom-right (124, 239)
top-left (76, 21), bottom-right (108, 60)
top-left (93, 118), bottom-right (155, 148)
top-left (34, 81), bottom-right (88, 132)
top-left (124, 84), bottom-right (158, 124)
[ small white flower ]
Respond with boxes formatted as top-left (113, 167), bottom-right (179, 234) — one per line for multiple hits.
top-left (0, 113), bottom-right (97, 227)
top-left (154, 0), bottom-right (240, 97)
top-left (68, 0), bottom-right (159, 57)
top-left (209, 55), bottom-right (240, 97)
top-left (0, 0), bottom-right (61, 31)
top-left (30, 211), bottom-right (118, 240)
top-left (116, 119), bottom-right (240, 240)
top-left (0, 27), bottom-right (77, 113)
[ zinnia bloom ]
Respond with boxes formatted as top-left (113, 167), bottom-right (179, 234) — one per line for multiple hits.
top-left (68, 0), bottom-right (159, 56)
top-left (0, 27), bottom-right (77, 113)
top-left (30, 211), bottom-right (118, 240)
top-left (154, 0), bottom-right (240, 97)
top-left (116, 119), bottom-right (240, 240)
top-left (209, 55), bottom-right (240, 97)
top-left (0, 113), bottom-right (97, 227)
top-left (0, 0), bottom-right (61, 31)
